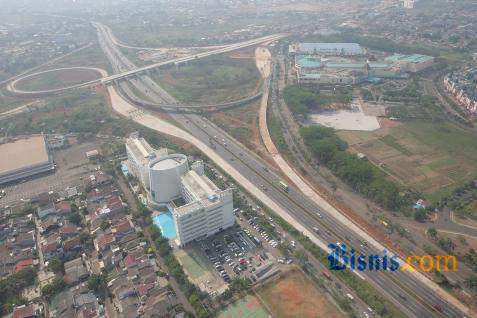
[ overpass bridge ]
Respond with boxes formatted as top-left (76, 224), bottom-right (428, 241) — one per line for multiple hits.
top-left (99, 33), bottom-right (286, 84)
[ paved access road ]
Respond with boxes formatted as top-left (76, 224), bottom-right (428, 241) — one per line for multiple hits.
top-left (436, 209), bottom-right (477, 239)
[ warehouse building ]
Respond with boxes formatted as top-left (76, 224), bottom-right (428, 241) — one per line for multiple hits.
top-left (289, 42), bottom-right (364, 56)
top-left (0, 135), bottom-right (55, 185)
top-left (385, 54), bottom-right (434, 73)
top-left (173, 165), bottom-right (234, 246)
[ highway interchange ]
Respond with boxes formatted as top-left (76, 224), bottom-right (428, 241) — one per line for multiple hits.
top-left (92, 21), bottom-right (474, 318)
top-left (3, 20), bottom-right (472, 318)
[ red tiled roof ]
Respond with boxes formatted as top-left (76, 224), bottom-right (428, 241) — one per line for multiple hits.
top-left (124, 254), bottom-right (137, 268)
top-left (15, 259), bottom-right (33, 273)
top-left (96, 233), bottom-right (115, 251)
top-left (55, 201), bottom-right (71, 213)
top-left (136, 283), bottom-right (155, 297)
top-left (59, 225), bottom-right (77, 235)
top-left (113, 219), bottom-right (132, 233)
top-left (12, 304), bottom-right (34, 318)
top-left (63, 236), bottom-right (81, 251)
top-left (42, 241), bottom-right (58, 253)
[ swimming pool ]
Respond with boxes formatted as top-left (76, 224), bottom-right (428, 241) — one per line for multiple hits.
top-left (152, 211), bottom-right (177, 239)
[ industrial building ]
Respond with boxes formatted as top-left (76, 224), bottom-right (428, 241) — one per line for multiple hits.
top-left (289, 42), bottom-right (364, 56)
top-left (0, 135), bottom-right (55, 185)
top-left (149, 154), bottom-right (189, 204)
top-left (294, 54), bottom-right (405, 85)
top-left (173, 165), bottom-right (234, 246)
top-left (384, 54), bottom-right (434, 73)
top-left (125, 132), bottom-right (168, 189)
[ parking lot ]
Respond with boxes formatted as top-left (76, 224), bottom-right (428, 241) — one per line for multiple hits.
top-left (175, 207), bottom-right (283, 296)
top-left (0, 139), bottom-right (103, 206)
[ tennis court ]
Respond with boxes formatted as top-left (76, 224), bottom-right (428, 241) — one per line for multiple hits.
top-left (218, 295), bottom-right (269, 318)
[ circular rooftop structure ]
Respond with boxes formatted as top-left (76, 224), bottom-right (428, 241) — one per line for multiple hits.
top-left (149, 154), bottom-right (188, 171)
top-left (149, 154), bottom-right (189, 204)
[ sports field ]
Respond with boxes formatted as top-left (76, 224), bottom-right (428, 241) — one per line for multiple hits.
top-left (257, 269), bottom-right (344, 318)
top-left (339, 120), bottom-right (477, 202)
top-left (218, 295), bottom-right (270, 318)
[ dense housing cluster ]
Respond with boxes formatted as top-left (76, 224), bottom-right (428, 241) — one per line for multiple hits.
top-left (444, 68), bottom-right (477, 117)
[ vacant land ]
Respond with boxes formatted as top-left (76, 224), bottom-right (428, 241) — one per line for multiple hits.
top-left (16, 68), bottom-right (100, 92)
top-left (257, 269), bottom-right (344, 318)
top-left (339, 120), bottom-right (477, 202)
top-left (152, 54), bottom-right (260, 104)
top-left (218, 295), bottom-right (269, 318)
top-left (35, 43), bottom-right (112, 73)
top-left (209, 99), bottom-right (271, 159)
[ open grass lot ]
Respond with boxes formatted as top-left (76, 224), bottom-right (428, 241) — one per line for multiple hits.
top-left (16, 68), bottom-right (101, 92)
top-left (174, 248), bottom-right (208, 280)
top-left (152, 54), bottom-right (260, 104)
top-left (257, 269), bottom-right (344, 318)
top-left (208, 100), bottom-right (270, 159)
top-left (35, 43), bottom-right (112, 73)
top-left (0, 89), bottom-right (36, 113)
top-left (218, 295), bottom-right (269, 318)
top-left (338, 120), bottom-right (477, 202)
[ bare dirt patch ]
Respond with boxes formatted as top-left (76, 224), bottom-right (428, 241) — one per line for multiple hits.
top-left (257, 269), bottom-right (344, 318)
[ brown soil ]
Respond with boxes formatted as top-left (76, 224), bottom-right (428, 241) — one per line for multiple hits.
top-left (258, 269), bottom-right (344, 318)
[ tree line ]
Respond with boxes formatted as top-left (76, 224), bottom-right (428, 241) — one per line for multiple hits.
top-left (300, 125), bottom-right (414, 211)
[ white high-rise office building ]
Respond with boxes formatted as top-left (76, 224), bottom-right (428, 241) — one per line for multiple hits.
top-left (403, 0), bottom-right (415, 9)
top-left (173, 169), bottom-right (234, 246)
top-left (125, 132), bottom-right (168, 189)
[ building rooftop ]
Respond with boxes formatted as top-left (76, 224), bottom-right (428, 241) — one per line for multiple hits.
top-left (174, 170), bottom-right (230, 217)
top-left (126, 135), bottom-right (167, 166)
top-left (297, 42), bottom-right (363, 55)
top-left (181, 170), bottom-right (218, 201)
top-left (296, 55), bottom-right (322, 68)
top-left (149, 154), bottom-right (187, 171)
top-left (385, 53), bottom-right (434, 64)
top-left (0, 135), bottom-right (50, 175)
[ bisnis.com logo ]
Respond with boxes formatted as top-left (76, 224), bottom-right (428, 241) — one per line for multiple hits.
top-left (328, 243), bottom-right (457, 273)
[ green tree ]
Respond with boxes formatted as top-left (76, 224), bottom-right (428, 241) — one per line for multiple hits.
top-left (48, 257), bottom-right (64, 274)
top-left (414, 209), bottom-right (428, 222)
top-left (427, 227), bottom-right (438, 239)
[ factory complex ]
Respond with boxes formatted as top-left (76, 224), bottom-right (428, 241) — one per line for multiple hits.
top-left (0, 135), bottom-right (55, 185)
top-left (290, 42), bottom-right (434, 85)
top-left (124, 133), bottom-right (234, 246)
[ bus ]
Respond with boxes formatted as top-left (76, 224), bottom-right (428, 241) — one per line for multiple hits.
top-left (278, 180), bottom-right (289, 192)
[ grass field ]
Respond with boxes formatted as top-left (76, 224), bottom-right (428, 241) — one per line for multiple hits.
top-left (218, 295), bottom-right (269, 318)
top-left (257, 269), bottom-right (344, 318)
top-left (152, 54), bottom-right (260, 104)
top-left (16, 68), bottom-right (100, 92)
top-left (339, 120), bottom-right (477, 202)
top-left (174, 248), bottom-right (208, 280)
top-left (35, 43), bottom-right (112, 73)
top-left (209, 100), bottom-right (264, 153)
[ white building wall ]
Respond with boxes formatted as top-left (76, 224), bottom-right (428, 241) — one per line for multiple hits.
top-left (149, 155), bottom-right (189, 204)
top-left (173, 189), bottom-right (234, 246)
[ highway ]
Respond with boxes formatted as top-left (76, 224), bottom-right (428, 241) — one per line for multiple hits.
top-left (95, 23), bottom-right (473, 318)
top-left (94, 22), bottom-right (286, 84)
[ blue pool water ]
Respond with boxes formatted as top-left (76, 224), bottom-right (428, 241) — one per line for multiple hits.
top-left (152, 212), bottom-right (177, 239)
top-left (120, 163), bottom-right (129, 176)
